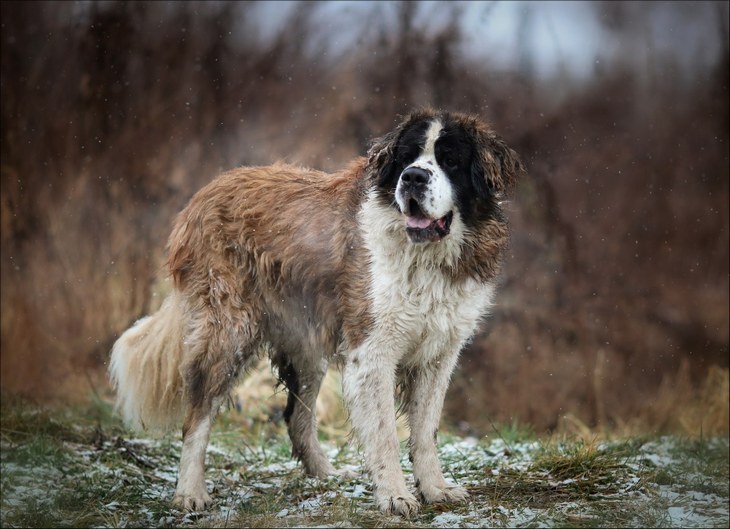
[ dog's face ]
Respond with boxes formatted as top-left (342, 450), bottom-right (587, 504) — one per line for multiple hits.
top-left (369, 110), bottom-right (523, 243)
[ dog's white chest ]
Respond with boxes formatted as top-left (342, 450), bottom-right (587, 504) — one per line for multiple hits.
top-left (369, 256), bottom-right (494, 364)
top-left (358, 193), bottom-right (496, 364)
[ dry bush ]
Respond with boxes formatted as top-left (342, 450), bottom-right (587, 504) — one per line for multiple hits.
top-left (1, 1), bottom-right (727, 435)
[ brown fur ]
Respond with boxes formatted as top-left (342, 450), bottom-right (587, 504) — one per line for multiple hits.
top-left (109, 108), bottom-right (523, 513)
top-left (164, 161), bottom-right (376, 454)
top-left (167, 160), bottom-right (373, 363)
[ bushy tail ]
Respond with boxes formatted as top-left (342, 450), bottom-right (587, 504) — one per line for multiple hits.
top-left (109, 291), bottom-right (187, 432)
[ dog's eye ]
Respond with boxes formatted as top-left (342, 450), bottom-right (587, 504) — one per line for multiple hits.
top-left (397, 148), bottom-right (418, 167)
top-left (443, 155), bottom-right (458, 169)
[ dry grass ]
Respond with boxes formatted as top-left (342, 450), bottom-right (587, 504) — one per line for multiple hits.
top-left (624, 365), bottom-right (730, 437)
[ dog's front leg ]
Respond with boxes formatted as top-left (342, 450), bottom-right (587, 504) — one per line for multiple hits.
top-left (406, 352), bottom-right (469, 505)
top-left (343, 343), bottom-right (419, 517)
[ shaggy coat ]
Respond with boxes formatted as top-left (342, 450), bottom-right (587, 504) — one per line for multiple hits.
top-left (109, 108), bottom-right (523, 516)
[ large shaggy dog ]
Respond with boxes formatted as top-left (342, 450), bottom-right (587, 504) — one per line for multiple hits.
top-left (109, 108), bottom-right (523, 516)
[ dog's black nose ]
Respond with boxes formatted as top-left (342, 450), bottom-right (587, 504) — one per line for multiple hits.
top-left (400, 167), bottom-right (430, 186)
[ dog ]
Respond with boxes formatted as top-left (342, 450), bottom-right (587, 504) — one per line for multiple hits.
top-left (109, 108), bottom-right (523, 516)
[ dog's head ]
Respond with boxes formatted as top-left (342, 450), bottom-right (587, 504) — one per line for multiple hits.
top-left (368, 109), bottom-right (524, 243)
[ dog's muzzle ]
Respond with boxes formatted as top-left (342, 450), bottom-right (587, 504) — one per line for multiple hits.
top-left (397, 167), bottom-right (453, 243)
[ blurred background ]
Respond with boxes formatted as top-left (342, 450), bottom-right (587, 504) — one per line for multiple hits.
top-left (1, 0), bottom-right (728, 436)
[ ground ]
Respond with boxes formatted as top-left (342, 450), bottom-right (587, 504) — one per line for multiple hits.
top-left (1, 399), bottom-right (728, 528)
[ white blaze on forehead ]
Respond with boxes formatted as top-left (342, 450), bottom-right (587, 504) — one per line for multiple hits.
top-left (421, 119), bottom-right (443, 157)
top-left (395, 118), bottom-right (454, 220)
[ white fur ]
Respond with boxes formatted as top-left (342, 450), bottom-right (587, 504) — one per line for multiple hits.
top-left (395, 119), bottom-right (454, 220)
top-left (358, 191), bottom-right (494, 361)
top-left (173, 414), bottom-right (214, 511)
top-left (109, 292), bottom-right (186, 432)
top-left (344, 192), bottom-right (494, 514)
top-left (108, 315), bottom-right (152, 428)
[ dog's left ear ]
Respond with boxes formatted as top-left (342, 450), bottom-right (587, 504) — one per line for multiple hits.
top-left (471, 133), bottom-right (525, 197)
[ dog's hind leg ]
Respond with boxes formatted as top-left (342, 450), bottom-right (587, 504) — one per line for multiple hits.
top-left (174, 396), bottom-right (218, 511)
top-left (173, 299), bottom-right (259, 511)
top-left (273, 352), bottom-right (338, 478)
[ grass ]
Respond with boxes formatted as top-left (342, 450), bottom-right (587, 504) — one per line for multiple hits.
top-left (1, 398), bottom-right (728, 528)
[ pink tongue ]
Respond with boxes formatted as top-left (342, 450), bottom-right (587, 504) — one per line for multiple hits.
top-left (406, 217), bottom-right (433, 229)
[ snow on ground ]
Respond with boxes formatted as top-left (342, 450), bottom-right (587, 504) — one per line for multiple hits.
top-left (1, 432), bottom-right (728, 528)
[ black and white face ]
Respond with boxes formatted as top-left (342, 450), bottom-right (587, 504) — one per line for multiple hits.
top-left (374, 112), bottom-right (513, 244)
top-left (394, 119), bottom-right (456, 243)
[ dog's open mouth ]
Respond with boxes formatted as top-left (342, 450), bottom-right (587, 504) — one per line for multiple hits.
top-left (405, 208), bottom-right (453, 243)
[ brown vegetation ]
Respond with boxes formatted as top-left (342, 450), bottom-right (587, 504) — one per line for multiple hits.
top-left (1, 1), bottom-right (728, 435)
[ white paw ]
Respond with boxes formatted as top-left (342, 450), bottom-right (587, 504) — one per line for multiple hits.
top-left (303, 457), bottom-right (358, 480)
top-left (172, 487), bottom-right (212, 511)
top-left (419, 482), bottom-right (469, 504)
top-left (375, 489), bottom-right (420, 516)
top-left (332, 467), bottom-right (358, 480)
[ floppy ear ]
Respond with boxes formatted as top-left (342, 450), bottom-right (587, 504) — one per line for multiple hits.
top-left (471, 134), bottom-right (525, 197)
top-left (367, 110), bottom-right (433, 188)
top-left (366, 127), bottom-right (401, 188)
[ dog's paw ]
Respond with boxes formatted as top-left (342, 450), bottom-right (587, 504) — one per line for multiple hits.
top-left (419, 482), bottom-right (469, 504)
top-left (303, 460), bottom-right (336, 479)
top-left (303, 457), bottom-right (358, 481)
top-left (331, 467), bottom-right (358, 480)
top-left (307, 466), bottom-right (358, 481)
top-left (375, 490), bottom-right (420, 517)
top-left (172, 489), bottom-right (212, 511)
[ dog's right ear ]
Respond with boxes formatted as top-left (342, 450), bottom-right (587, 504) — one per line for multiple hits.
top-left (366, 126), bottom-right (401, 188)
top-left (367, 110), bottom-right (436, 188)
